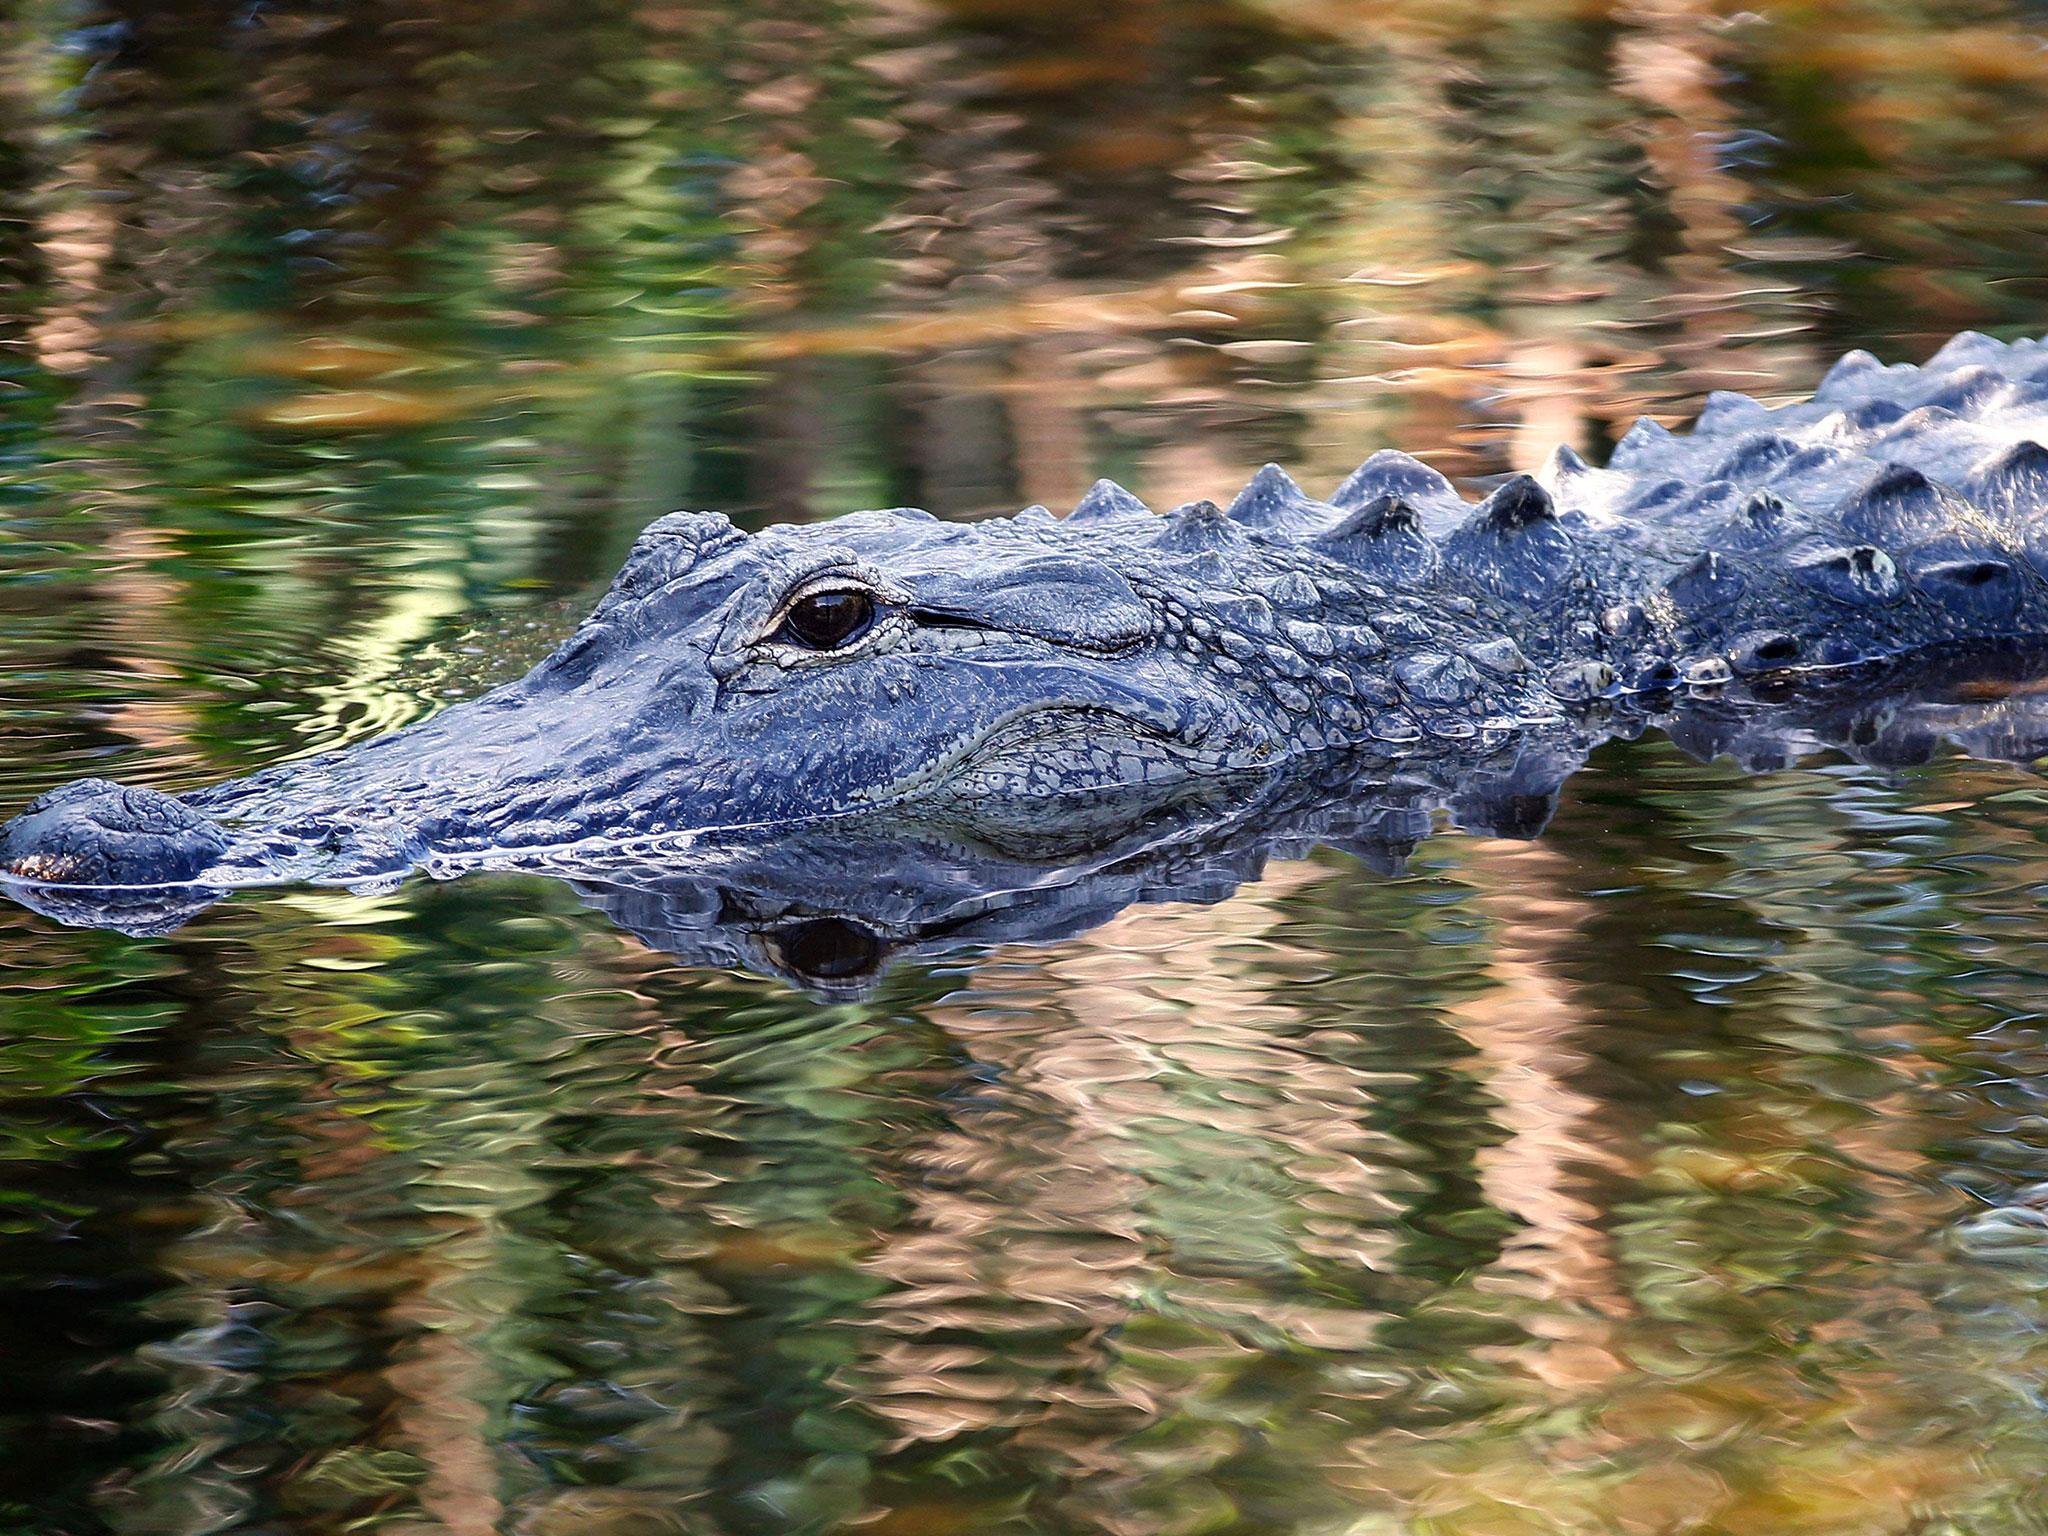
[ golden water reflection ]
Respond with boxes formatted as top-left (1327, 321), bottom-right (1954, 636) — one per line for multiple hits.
top-left (11, 746), bottom-right (2048, 1533)
top-left (6, 0), bottom-right (2048, 1530)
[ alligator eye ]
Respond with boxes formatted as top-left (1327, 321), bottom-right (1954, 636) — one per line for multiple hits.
top-left (769, 917), bottom-right (885, 981)
top-left (775, 590), bottom-right (876, 651)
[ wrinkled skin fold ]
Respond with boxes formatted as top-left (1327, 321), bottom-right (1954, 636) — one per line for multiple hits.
top-left (7, 330), bottom-right (2048, 903)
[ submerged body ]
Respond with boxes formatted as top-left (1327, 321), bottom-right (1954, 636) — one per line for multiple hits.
top-left (7, 331), bottom-right (2048, 891)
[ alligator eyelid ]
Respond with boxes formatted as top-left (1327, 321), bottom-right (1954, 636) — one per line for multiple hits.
top-left (763, 574), bottom-right (875, 622)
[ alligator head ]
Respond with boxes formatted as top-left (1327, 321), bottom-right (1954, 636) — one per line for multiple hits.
top-left (0, 498), bottom-right (1355, 892)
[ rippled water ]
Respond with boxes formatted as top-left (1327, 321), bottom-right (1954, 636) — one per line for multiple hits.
top-left (9, 2), bottom-right (2048, 1532)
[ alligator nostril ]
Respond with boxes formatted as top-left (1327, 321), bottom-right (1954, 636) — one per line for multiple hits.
top-left (0, 779), bottom-right (230, 886)
top-left (1729, 632), bottom-right (1804, 676)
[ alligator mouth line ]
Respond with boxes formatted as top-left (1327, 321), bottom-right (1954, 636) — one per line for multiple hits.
top-left (843, 702), bottom-right (1217, 805)
top-left (0, 866), bottom-right (227, 897)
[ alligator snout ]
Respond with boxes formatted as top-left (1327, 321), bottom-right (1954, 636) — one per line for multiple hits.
top-left (0, 779), bottom-right (230, 887)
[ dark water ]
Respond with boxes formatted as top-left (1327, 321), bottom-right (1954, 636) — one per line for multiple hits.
top-left (9, 2), bottom-right (2048, 1531)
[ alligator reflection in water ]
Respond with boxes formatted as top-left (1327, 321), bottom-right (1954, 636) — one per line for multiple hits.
top-left (12, 654), bottom-right (2048, 995)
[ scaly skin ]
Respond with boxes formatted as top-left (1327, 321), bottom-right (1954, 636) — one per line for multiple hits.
top-left (5, 329), bottom-right (2048, 895)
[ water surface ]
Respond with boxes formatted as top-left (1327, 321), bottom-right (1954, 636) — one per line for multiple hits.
top-left (7, 2), bottom-right (2048, 1531)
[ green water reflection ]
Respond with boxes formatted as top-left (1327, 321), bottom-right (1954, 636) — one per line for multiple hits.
top-left (6, 0), bottom-right (2048, 1531)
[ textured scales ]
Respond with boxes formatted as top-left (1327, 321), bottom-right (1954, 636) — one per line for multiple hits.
top-left (7, 330), bottom-right (2048, 896)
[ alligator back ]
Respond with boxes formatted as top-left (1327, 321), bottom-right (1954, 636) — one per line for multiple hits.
top-left (1133, 330), bottom-right (2048, 693)
top-left (1543, 329), bottom-right (2048, 680)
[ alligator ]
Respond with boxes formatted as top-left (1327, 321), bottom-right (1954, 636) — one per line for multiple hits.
top-left (15, 651), bottom-right (2046, 987)
top-left (7, 329), bottom-right (2048, 917)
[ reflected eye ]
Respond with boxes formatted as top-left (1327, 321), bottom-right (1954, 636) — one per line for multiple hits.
top-left (774, 590), bottom-right (877, 651)
top-left (769, 917), bottom-right (885, 981)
